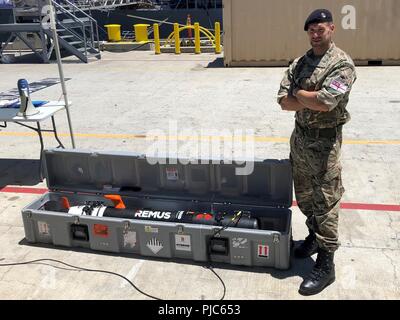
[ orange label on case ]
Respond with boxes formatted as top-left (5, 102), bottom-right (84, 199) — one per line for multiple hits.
top-left (93, 224), bottom-right (109, 237)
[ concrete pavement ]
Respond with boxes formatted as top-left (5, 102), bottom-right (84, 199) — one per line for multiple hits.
top-left (0, 51), bottom-right (399, 300)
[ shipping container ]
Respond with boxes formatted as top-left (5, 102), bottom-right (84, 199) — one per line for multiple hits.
top-left (223, 0), bottom-right (400, 66)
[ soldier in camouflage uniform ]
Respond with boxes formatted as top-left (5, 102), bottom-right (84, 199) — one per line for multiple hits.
top-left (277, 9), bottom-right (356, 295)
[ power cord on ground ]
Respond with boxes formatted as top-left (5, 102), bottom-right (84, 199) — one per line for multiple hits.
top-left (0, 258), bottom-right (161, 300)
top-left (204, 210), bottom-right (245, 301)
top-left (0, 257), bottom-right (227, 300)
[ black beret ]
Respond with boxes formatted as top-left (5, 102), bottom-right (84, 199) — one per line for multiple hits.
top-left (304, 9), bottom-right (333, 31)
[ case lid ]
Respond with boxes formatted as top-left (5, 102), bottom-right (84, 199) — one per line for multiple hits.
top-left (43, 149), bottom-right (293, 208)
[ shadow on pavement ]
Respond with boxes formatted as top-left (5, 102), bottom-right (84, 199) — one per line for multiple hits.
top-left (18, 238), bottom-right (315, 282)
top-left (0, 159), bottom-right (41, 187)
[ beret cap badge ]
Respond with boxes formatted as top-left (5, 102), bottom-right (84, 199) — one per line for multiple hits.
top-left (304, 9), bottom-right (333, 31)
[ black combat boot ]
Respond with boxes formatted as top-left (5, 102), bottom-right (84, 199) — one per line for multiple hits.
top-left (298, 248), bottom-right (336, 296)
top-left (294, 230), bottom-right (318, 258)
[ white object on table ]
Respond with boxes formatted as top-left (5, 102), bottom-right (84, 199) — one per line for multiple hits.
top-left (0, 101), bottom-right (73, 180)
top-left (0, 101), bottom-right (66, 122)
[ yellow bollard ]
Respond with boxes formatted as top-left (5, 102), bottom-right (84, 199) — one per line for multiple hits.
top-left (153, 23), bottom-right (161, 54)
top-left (215, 22), bottom-right (221, 54)
top-left (134, 24), bottom-right (150, 42)
top-left (104, 24), bottom-right (121, 42)
top-left (194, 22), bottom-right (201, 54)
top-left (174, 23), bottom-right (181, 54)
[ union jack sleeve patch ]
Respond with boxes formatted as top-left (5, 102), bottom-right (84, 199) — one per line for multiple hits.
top-left (329, 79), bottom-right (348, 94)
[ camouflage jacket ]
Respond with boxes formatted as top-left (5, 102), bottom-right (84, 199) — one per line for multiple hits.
top-left (277, 42), bottom-right (357, 129)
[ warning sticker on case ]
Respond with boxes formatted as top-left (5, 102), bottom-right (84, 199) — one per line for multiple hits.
top-left (166, 167), bottom-right (179, 181)
top-left (175, 234), bottom-right (191, 252)
top-left (232, 237), bottom-right (248, 249)
top-left (145, 226), bottom-right (158, 233)
top-left (123, 230), bottom-right (137, 248)
top-left (257, 244), bottom-right (269, 258)
top-left (38, 221), bottom-right (50, 236)
top-left (147, 238), bottom-right (163, 255)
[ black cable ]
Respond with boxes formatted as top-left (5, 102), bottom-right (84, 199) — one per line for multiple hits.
top-left (0, 258), bottom-right (161, 300)
top-left (204, 265), bottom-right (226, 300)
top-left (29, 262), bottom-right (82, 272)
top-left (204, 210), bottom-right (245, 300)
top-left (0, 256), bottom-right (227, 300)
top-left (213, 210), bottom-right (244, 237)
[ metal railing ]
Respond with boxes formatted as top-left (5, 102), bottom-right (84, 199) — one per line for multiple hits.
top-left (51, 0), bottom-right (89, 57)
top-left (54, 0), bottom-right (100, 52)
top-left (67, 0), bottom-right (154, 10)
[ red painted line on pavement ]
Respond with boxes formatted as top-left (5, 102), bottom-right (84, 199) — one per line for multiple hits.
top-left (293, 201), bottom-right (400, 211)
top-left (340, 202), bottom-right (400, 212)
top-left (0, 186), bottom-right (48, 195)
top-left (292, 200), bottom-right (400, 212)
top-left (1, 186), bottom-right (399, 212)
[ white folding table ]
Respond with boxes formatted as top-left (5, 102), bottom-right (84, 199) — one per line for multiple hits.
top-left (0, 101), bottom-right (72, 179)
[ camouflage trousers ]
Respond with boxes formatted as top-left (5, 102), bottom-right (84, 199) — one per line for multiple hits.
top-left (290, 125), bottom-right (344, 253)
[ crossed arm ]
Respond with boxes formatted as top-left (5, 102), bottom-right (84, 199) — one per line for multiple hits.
top-left (280, 89), bottom-right (330, 112)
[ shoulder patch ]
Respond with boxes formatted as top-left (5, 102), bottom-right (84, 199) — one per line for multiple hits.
top-left (329, 79), bottom-right (348, 94)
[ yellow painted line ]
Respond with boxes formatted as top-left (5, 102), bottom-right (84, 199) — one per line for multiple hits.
top-left (341, 139), bottom-right (400, 145)
top-left (0, 131), bottom-right (399, 145)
